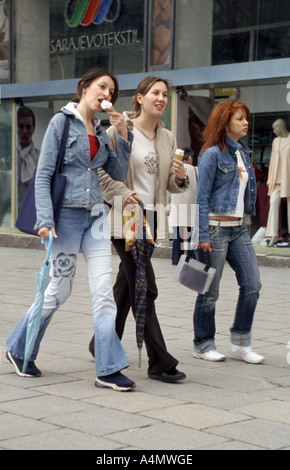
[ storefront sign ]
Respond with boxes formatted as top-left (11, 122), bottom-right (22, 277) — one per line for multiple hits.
top-left (51, 29), bottom-right (140, 53)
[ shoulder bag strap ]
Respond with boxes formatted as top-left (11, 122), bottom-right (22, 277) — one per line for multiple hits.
top-left (54, 113), bottom-right (70, 174)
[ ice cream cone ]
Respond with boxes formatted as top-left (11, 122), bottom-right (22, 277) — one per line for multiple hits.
top-left (174, 149), bottom-right (184, 161)
top-left (101, 100), bottom-right (115, 113)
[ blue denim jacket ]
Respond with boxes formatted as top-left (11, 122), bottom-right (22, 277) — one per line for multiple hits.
top-left (196, 136), bottom-right (256, 242)
top-left (35, 104), bottom-right (132, 229)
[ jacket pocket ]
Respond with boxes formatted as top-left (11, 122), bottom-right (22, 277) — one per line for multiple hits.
top-left (217, 163), bottom-right (235, 174)
top-left (64, 135), bottom-right (78, 163)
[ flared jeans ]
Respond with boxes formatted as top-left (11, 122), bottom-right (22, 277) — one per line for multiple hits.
top-left (193, 224), bottom-right (262, 352)
top-left (6, 207), bottom-right (129, 376)
top-left (112, 238), bottom-right (178, 375)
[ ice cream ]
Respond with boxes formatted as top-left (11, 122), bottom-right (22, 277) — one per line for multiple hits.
top-left (174, 149), bottom-right (184, 161)
top-left (101, 100), bottom-right (115, 113)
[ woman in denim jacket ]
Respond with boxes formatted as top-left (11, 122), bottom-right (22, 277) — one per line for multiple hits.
top-left (193, 100), bottom-right (264, 364)
top-left (6, 68), bottom-right (135, 391)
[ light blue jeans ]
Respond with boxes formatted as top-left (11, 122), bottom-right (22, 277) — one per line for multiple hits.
top-left (193, 224), bottom-right (262, 353)
top-left (6, 207), bottom-right (130, 376)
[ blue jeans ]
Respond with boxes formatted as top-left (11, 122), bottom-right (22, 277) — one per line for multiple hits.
top-left (6, 207), bottom-right (129, 376)
top-left (193, 224), bottom-right (261, 352)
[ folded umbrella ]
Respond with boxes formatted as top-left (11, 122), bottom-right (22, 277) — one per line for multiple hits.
top-left (123, 202), bottom-right (155, 366)
top-left (22, 231), bottom-right (53, 374)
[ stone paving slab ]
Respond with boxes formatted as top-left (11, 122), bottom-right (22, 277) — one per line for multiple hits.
top-left (0, 246), bottom-right (290, 451)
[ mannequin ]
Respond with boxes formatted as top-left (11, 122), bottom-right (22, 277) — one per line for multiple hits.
top-left (17, 106), bottom-right (39, 210)
top-left (266, 119), bottom-right (290, 246)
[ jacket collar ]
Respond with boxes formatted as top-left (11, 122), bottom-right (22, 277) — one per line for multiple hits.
top-left (61, 102), bottom-right (101, 128)
top-left (122, 111), bottom-right (165, 135)
top-left (227, 136), bottom-right (252, 157)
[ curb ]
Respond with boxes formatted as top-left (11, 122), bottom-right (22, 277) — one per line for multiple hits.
top-left (1, 233), bottom-right (290, 268)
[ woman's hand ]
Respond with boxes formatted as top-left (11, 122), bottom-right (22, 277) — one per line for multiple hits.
top-left (198, 241), bottom-right (211, 252)
top-left (173, 158), bottom-right (186, 182)
top-left (124, 194), bottom-right (142, 206)
top-left (109, 111), bottom-right (128, 141)
top-left (38, 226), bottom-right (58, 240)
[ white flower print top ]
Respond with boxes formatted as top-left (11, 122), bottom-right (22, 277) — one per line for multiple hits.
top-left (131, 126), bottom-right (158, 210)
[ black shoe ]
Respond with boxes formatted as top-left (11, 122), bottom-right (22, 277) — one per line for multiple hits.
top-left (6, 351), bottom-right (42, 378)
top-left (149, 367), bottom-right (186, 383)
top-left (88, 335), bottom-right (95, 358)
top-left (95, 372), bottom-right (136, 392)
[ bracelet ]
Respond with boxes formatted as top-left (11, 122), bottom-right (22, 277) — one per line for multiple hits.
top-left (177, 172), bottom-right (187, 182)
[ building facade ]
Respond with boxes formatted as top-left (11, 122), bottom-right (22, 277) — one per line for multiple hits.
top-left (1, 0), bottom-right (290, 237)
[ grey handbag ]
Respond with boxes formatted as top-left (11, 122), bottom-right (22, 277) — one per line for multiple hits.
top-left (174, 253), bottom-right (216, 294)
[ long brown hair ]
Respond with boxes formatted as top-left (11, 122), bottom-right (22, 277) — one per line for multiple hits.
top-left (132, 76), bottom-right (170, 117)
top-left (199, 99), bottom-right (251, 155)
top-left (72, 68), bottom-right (119, 105)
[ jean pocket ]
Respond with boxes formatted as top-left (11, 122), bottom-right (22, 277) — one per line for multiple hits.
top-left (209, 225), bottom-right (220, 237)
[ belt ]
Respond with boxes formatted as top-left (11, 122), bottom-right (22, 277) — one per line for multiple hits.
top-left (209, 218), bottom-right (243, 227)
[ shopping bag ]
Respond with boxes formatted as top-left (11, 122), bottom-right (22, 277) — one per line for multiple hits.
top-left (174, 253), bottom-right (216, 294)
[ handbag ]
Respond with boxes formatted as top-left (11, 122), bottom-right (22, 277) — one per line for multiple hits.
top-left (174, 252), bottom-right (216, 294)
top-left (16, 114), bottom-right (70, 236)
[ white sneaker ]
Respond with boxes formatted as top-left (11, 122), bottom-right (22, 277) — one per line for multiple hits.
top-left (230, 345), bottom-right (265, 364)
top-left (193, 349), bottom-right (226, 362)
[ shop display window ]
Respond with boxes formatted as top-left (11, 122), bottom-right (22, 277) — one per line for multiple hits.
top-left (0, 100), bottom-right (12, 228)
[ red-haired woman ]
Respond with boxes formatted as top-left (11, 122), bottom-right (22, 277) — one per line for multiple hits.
top-left (193, 100), bottom-right (264, 364)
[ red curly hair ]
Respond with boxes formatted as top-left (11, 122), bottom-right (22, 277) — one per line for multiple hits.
top-left (199, 99), bottom-right (251, 155)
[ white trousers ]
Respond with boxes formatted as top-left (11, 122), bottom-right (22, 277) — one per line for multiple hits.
top-left (266, 185), bottom-right (290, 237)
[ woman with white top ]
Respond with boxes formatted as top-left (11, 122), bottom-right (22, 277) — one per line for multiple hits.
top-left (89, 76), bottom-right (188, 382)
top-left (193, 99), bottom-right (264, 364)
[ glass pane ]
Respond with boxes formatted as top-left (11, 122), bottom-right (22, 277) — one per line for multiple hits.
top-left (177, 0), bottom-right (290, 69)
top-left (14, 0), bottom-right (145, 83)
top-left (212, 32), bottom-right (251, 65)
top-left (256, 27), bottom-right (290, 61)
top-left (0, 0), bottom-right (10, 83)
top-left (0, 99), bottom-right (12, 228)
top-left (245, 81), bottom-right (290, 243)
top-left (50, 0), bottom-right (144, 79)
top-left (213, 0), bottom-right (258, 30)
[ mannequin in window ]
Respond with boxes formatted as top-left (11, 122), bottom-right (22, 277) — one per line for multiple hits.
top-left (17, 106), bottom-right (40, 211)
top-left (266, 119), bottom-right (290, 246)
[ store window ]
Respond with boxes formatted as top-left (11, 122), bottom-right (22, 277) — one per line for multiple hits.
top-left (176, 0), bottom-right (290, 69)
top-left (175, 80), bottom-right (290, 241)
top-left (0, 0), bottom-right (10, 84)
top-left (212, 0), bottom-right (290, 65)
top-left (0, 99), bottom-right (13, 228)
top-left (14, 0), bottom-right (145, 83)
top-left (147, 0), bottom-right (176, 71)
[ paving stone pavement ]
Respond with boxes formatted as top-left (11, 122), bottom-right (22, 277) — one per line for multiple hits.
top-left (0, 246), bottom-right (290, 451)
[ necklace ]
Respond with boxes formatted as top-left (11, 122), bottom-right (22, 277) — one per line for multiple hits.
top-left (134, 125), bottom-right (156, 141)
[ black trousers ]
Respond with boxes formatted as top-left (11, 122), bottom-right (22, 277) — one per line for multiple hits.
top-left (112, 237), bottom-right (178, 374)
